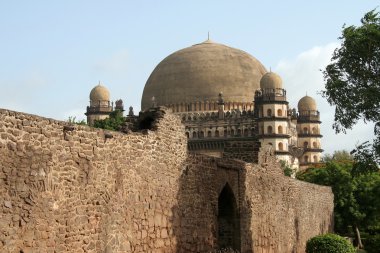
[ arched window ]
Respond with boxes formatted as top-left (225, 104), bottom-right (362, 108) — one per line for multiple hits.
top-left (260, 126), bottom-right (264, 134)
top-left (224, 129), bottom-right (227, 137)
top-left (278, 125), bottom-right (283, 134)
top-left (230, 129), bottom-right (235, 136)
top-left (267, 109), bottom-right (272, 117)
top-left (186, 132), bottom-right (189, 138)
top-left (267, 126), bottom-right (273, 134)
top-left (277, 109), bottom-right (282, 116)
top-left (215, 130), bottom-right (219, 137)
top-left (207, 131), bottom-right (212, 137)
top-left (199, 131), bottom-right (204, 138)
top-left (303, 127), bottom-right (309, 134)
top-left (313, 155), bottom-right (318, 163)
top-left (312, 127), bottom-right (318, 134)
top-left (237, 129), bottom-right (241, 136)
top-left (303, 141), bottom-right (308, 148)
top-left (192, 131), bottom-right (197, 138)
top-left (244, 129), bottom-right (248, 136)
top-left (313, 142), bottom-right (318, 148)
top-left (304, 156), bottom-right (309, 163)
top-left (278, 142), bottom-right (284, 151)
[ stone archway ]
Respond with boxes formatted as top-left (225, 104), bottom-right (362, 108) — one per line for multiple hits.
top-left (218, 183), bottom-right (240, 251)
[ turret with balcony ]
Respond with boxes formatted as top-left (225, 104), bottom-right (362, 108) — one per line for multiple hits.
top-left (297, 95), bottom-right (323, 167)
top-left (255, 72), bottom-right (294, 164)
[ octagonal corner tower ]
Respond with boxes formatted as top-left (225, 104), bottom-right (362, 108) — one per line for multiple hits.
top-left (141, 40), bottom-right (267, 111)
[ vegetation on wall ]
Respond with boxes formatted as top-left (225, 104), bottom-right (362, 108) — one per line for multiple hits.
top-left (280, 160), bottom-right (294, 177)
top-left (67, 116), bottom-right (86, 125)
top-left (93, 109), bottom-right (125, 131)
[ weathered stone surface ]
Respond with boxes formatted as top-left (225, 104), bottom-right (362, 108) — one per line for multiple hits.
top-left (0, 108), bottom-right (333, 253)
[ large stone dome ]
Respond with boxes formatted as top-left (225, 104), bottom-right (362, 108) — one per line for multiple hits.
top-left (141, 40), bottom-right (267, 110)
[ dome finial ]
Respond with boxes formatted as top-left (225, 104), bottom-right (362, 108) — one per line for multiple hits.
top-left (208, 31), bottom-right (210, 40)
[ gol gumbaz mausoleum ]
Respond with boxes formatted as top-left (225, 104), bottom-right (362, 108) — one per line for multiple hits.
top-left (0, 40), bottom-right (333, 253)
top-left (87, 39), bottom-right (323, 170)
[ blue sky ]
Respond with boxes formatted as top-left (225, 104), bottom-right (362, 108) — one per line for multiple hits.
top-left (0, 1), bottom-right (377, 154)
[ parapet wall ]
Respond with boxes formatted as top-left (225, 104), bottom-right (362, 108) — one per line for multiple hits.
top-left (0, 108), bottom-right (333, 253)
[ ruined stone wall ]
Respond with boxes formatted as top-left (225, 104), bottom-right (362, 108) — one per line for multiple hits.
top-left (0, 108), bottom-right (333, 253)
top-left (0, 108), bottom-right (187, 253)
top-left (174, 154), bottom-right (334, 253)
top-left (243, 162), bottom-right (334, 253)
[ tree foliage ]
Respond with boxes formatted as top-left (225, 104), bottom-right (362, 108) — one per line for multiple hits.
top-left (351, 141), bottom-right (380, 176)
top-left (297, 162), bottom-right (380, 248)
top-left (306, 233), bottom-right (355, 253)
top-left (323, 150), bottom-right (353, 163)
top-left (93, 110), bottom-right (125, 131)
top-left (322, 9), bottom-right (380, 158)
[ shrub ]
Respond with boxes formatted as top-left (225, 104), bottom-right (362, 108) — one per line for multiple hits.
top-left (306, 233), bottom-right (355, 253)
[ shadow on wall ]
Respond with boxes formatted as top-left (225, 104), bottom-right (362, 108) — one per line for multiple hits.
top-left (136, 107), bottom-right (166, 131)
top-left (171, 154), bottom-right (253, 253)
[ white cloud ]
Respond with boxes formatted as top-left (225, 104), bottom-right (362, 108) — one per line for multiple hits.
top-left (275, 43), bottom-right (375, 154)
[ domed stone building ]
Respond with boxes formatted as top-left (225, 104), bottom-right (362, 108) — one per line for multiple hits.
top-left (85, 82), bottom-right (124, 126)
top-left (86, 40), bottom-right (323, 169)
top-left (85, 83), bottom-right (112, 126)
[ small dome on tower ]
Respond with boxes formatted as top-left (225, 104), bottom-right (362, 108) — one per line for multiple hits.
top-left (90, 83), bottom-right (110, 102)
top-left (260, 72), bottom-right (283, 89)
top-left (298, 95), bottom-right (317, 111)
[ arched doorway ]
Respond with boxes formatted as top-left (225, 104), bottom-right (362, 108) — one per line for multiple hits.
top-left (218, 183), bottom-right (240, 251)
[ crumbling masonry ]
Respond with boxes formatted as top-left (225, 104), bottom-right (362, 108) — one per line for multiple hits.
top-left (0, 107), bottom-right (333, 253)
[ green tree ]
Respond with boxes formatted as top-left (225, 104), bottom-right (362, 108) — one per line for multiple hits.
top-left (323, 150), bottom-right (353, 163)
top-left (297, 162), bottom-right (380, 249)
top-left (93, 109), bottom-right (125, 131)
top-left (322, 9), bottom-right (380, 159)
